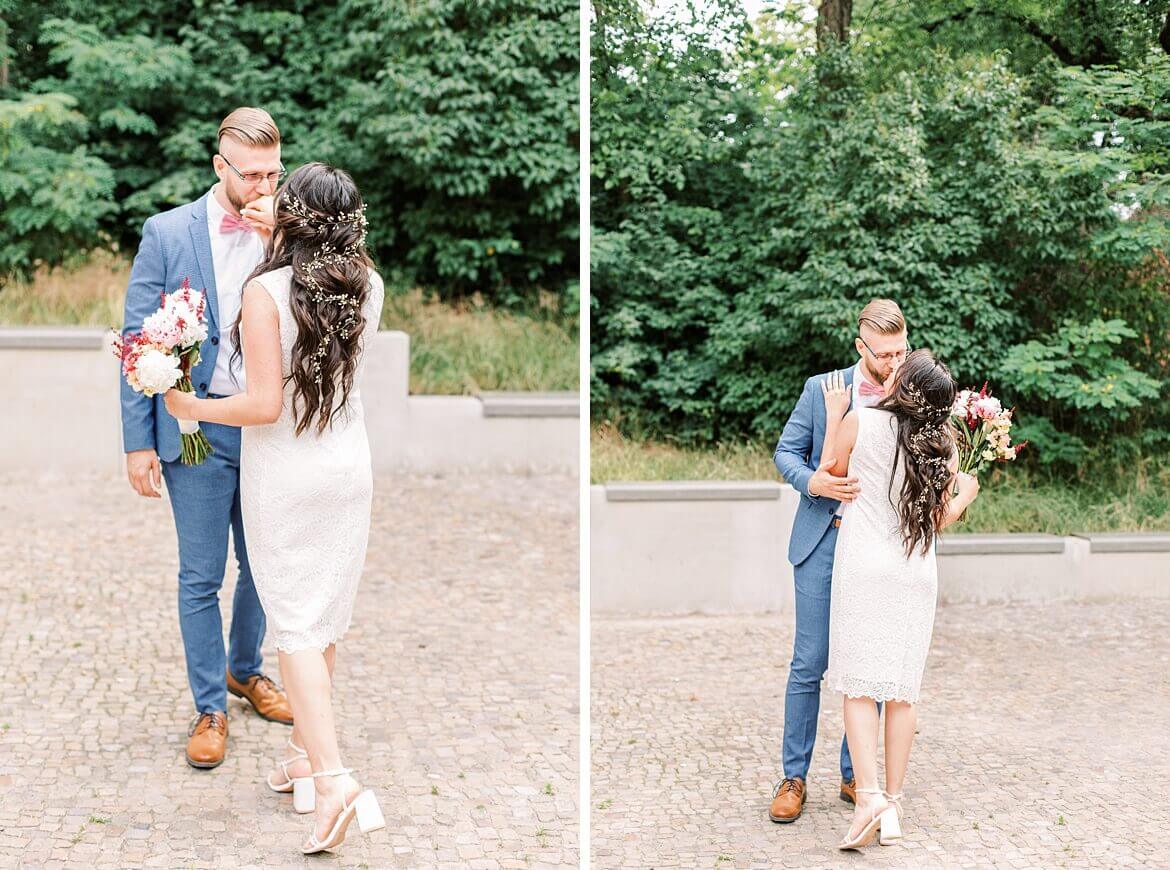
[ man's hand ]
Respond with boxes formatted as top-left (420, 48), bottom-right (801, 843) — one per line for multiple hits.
top-left (807, 456), bottom-right (860, 502)
top-left (127, 448), bottom-right (162, 499)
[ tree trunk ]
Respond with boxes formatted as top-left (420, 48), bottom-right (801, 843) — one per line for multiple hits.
top-left (816, 0), bottom-right (852, 51)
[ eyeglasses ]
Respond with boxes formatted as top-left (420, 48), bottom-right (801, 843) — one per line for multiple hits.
top-left (859, 334), bottom-right (911, 364)
top-left (219, 155), bottom-right (285, 188)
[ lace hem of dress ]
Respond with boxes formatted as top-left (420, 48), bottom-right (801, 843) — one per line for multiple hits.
top-left (272, 622), bottom-right (352, 655)
top-left (825, 673), bottom-right (921, 705)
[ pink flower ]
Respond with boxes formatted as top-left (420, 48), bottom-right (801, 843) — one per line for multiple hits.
top-left (974, 396), bottom-right (1003, 421)
top-left (141, 308), bottom-right (184, 349)
top-left (949, 381), bottom-right (1024, 477)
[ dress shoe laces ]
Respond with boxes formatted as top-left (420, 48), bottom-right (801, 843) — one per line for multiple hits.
top-left (253, 674), bottom-right (280, 695)
top-left (772, 778), bottom-right (802, 799)
top-left (188, 711), bottom-right (226, 736)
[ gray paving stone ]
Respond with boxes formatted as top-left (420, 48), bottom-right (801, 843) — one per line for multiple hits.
top-left (0, 470), bottom-right (578, 868)
top-left (592, 602), bottom-right (1170, 868)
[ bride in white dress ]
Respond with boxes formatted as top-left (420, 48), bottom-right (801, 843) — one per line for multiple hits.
top-left (818, 350), bottom-right (981, 851)
top-left (165, 162), bottom-right (385, 855)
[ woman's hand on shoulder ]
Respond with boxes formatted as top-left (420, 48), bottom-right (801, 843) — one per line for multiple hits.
top-left (820, 369), bottom-right (851, 420)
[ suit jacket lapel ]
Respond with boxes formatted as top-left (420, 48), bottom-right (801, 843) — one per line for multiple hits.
top-left (189, 193), bottom-right (220, 330)
top-left (845, 363), bottom-right (857, 412)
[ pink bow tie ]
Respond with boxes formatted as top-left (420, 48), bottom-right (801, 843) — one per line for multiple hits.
top-left (219, 212), bottom-right (254, 235)
top-left (858, 379), bottom-right (885, 398)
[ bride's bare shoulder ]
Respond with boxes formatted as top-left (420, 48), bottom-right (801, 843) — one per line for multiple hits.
top-left (838, 409), bottom-right (861, 438)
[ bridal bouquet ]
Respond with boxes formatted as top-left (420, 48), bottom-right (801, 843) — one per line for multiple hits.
top-left (111, 278), bottom-right (212, 465)
top-left (950, 383), bottom-right (1026, 476)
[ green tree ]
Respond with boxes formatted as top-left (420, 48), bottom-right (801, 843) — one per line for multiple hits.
top-left (591, 0), bottom-right (762, 439)
top-left (0, 0), bottom-right (578, 301)
top-left (0, 92), bottom-right (114, 284)
top-left (591, 1), bottom-right (1170, 466)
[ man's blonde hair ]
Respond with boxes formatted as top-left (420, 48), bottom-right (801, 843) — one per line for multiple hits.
top-left (858, 299), bottom-right (906, 335)
top-left (217, 107), bottom-right (280, 150)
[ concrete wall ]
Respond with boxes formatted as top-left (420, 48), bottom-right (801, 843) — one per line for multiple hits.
top-left (590, 482), bottom-right (1170, 615)
top-left (0, 328), bottom-right (123, 474)
top-left (0, 328), bottom-right (578, 475)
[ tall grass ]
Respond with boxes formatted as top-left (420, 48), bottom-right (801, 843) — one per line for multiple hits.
top-left (590, 424), bottom-right (1170, 534)
top-left (0, 250), bottom-right (128, 327)
top-left (956, 463), bottom-right (1170, 534)
top-left (591, 422), bottom-right (775, 482)
top-left (380, 288), bottom-right (577, 395)
top-left (0, 252), bottom-right (579, 395)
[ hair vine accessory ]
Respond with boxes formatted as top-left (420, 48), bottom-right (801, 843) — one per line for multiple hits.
top-left (281, 195), bottom-right (370, 385)
top-left (283, 194), bottom-right (369, 239)
top-left (903, 381), bottom-right (952, 424)
top-left (907, 411), bottom-right (954, 525)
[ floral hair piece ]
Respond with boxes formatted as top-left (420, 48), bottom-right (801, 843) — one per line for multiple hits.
top-left (281, 194), bottom-right (369, 385)
top-left (284, 194), bottom-right (369, 240)
top-left (909, 428), bottom-right (952, 523)
top-left (903, 381), bottom-right (952, 424)
top-left (902, 381), bottom-right (955, 524)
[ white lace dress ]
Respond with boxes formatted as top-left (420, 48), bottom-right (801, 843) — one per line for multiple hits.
top-left (825, 407), bottom-right (939, 704)
top-left (239, 265), bottom-right (384, 653)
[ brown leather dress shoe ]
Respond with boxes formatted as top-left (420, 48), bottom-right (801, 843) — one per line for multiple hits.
top-left (769, 777), bottom-right (806, 823)
top-left (227, 671), bottom-right (294, 725)
top-left (840, 778), bottom-right (856, 805)
top-left (186, 711), bottom-right (228, 769)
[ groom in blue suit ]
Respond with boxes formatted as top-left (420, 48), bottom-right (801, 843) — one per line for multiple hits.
top-left (120, 107), bottom-right (293, 769)
top-left (767, 299), bottom-right (910, 823)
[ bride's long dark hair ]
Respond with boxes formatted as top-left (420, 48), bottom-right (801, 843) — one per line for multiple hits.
top-left (874, 349), bottom-right (958, 557)
top-left (232, 162), bottom-right (375, 436)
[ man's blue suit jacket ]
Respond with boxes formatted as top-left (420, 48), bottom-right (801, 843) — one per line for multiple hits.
top-left (773, 366), bottom-right (857, 567)
top-left (120, 193), bottom-right (228, 463)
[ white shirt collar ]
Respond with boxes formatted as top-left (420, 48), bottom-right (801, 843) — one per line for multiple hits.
top-left (206, 186), bottom-right (226, 222)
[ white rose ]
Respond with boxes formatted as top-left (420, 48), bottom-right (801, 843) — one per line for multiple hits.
top-left (177, 317), bottom-right (208, 347)
top-left (134, 347), bottom-right (182, 395)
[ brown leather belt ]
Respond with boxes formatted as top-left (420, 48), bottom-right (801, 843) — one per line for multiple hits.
top-left (831, 516), bottom-right (842, 528)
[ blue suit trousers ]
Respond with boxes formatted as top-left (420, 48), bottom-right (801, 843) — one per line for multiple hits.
top-left (782, 524), bottom-right (856, 782)
top-left (160, 420), bottom-right (266, 713)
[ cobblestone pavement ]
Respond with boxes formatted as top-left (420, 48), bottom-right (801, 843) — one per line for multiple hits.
top-left (0, 470), bottom-right (578, 869)
top-left (592, 601), bottom-right (1170, 869)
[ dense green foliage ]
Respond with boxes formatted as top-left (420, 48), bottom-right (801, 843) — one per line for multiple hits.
top-left (0, 93), bottom-right (116, 281)
top-left (0, 0), bottom-right (578, 301)
top-left (591, 0), bottom-right (1170, 469)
